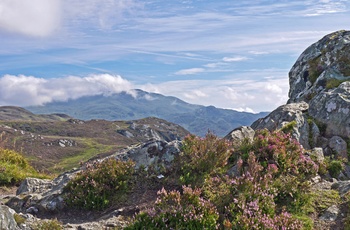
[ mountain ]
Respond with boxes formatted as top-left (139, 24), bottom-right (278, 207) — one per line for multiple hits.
top-left (26, 89), bottom-right (268, 137)
top-left (0, 106), bottom-right (70, 121)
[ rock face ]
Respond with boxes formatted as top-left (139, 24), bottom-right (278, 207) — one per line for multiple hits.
top-left (250, 30), bottom-right (350, 163)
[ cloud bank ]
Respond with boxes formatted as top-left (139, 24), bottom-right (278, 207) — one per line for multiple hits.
top-left (0, 73), bottom-right (288, 112)
top-left (0, 74), bottom-right (134, 106)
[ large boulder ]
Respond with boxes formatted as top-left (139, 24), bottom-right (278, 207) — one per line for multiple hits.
top-left (114, 139), bottom-right (182, 170)
top-left (251, 102), bottom-right (311, 148)
top-left (288, 30), bottom-right (350, 103)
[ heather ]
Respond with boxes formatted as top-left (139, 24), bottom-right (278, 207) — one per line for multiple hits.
top-left (63, 158), bottom-right (135, 210)
top-left (126, 130), bottom-right (320, 229)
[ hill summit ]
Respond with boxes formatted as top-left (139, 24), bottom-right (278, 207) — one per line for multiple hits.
top-left (26, 89), bottom-right (268, 137)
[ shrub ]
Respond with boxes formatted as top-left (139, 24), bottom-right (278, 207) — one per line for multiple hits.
top-left (126, 186), bottom-right (219, 230)
top-left (64, 158), bottom-right (135, 210)
top-left (222, 153), bottom-right (304, 229)
top-left (328, 160), bottom-right (344, 178)
top-left (175, 132), bottom-right (232, 187)
top-left (32, 219), bottom-right (63, 230)
top-left (280, 121), bottom-right (297, 134)
top-left (0, 148), bottom-right (49, 186)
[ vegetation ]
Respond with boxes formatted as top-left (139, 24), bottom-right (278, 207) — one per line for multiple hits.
top-left (125, 186), bottom-right (219, 230)
top-left (325, 78), bottom-right (348, 89)
top-left (308, 56), bottom-right (324, 83)
top-left (63, 158), bottom-right (135, 210)
top-left (126, 130), bottom-right (321, 229)
top-left (32, 219), bottom-right (63, 230)
top-left (327, 159), bottom-right (344, 178)
top-left (0, 148), bottom-right (49, 186)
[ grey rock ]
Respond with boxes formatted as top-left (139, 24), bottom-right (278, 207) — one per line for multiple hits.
top-left (319, 205), bottom-right (340, 221)
top-left (328, 136), bottom-right (348, 160)
top-left (309, 82), bottom-right (350, 139)
top-left (309, 148), bottom-right (325, 163)
top-left (16, 178), bottom-right (53, 195)
top-left (288, 30), bottom-right (350, 104)
top-left (332, 180), bottom-right (350, 196)
top-left (7, 169), bottom-right (79, 214)
top-left (115, 140), bottom-right (181, 170)
top-left (0, 205), bottom-right (19, 230)
top-left (251, 102), bottom-right (311, 148)
top-left (224, 126), bottom-right (255, 146)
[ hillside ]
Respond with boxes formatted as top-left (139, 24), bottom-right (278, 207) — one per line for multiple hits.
top-left (0, 106), bottom-right (189, 173)
top-left (26, 89), bottom-right (268, 137)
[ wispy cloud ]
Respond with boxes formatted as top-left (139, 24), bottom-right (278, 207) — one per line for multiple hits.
top-left (175, 68), bottom-right (205, 75)
top-left (223, 56), bottom-right (249, 62)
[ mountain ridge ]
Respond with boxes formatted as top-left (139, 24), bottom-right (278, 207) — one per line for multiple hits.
top-left (25, 89), bottom-right (269, 137)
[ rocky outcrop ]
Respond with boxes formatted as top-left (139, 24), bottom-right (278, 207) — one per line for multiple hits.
top-left (309, 82), bottom-right (350, 138)
top-left (114, 139), bottom-right (181, 170)
top-left (251, 102), bottom-right (311, 148)
top-left (224, 126), bottom-right (255, 146)
top-left (288, 30), bottom-right (350, 104)
top-left (250, 30), bottom-right (350, 163)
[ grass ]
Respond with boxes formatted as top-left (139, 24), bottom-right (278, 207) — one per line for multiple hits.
top-left (326, 78), bottom-right (348, 89)
top-left (51, 138), bottom-right (118, 173)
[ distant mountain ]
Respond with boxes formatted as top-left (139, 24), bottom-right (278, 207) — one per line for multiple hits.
top-left (0, 106), bottom-right (71, 121)
top-left (26, 89), bottom-right (269, 136)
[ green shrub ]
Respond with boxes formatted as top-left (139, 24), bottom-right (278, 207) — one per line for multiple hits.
top-left (280, 120), bottom-right (297, 134)
top-left (126, 186), bottom-right (219, 230)
top-left (328, 160), bottom-right (344, 178)
top-left (64, 158), bottom-right (135, 210)
top-left (175, 132), bottom-right (232, 187)
top-left (0, 148), bottom-right (49, 186)
top-left (13, 213), bottom-right (26, 225)
top-left (32, 219), bottom-right (63, 230)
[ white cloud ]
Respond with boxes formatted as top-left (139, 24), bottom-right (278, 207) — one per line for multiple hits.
top-left (139, 71), bottom-right (290, 112)
top-left (0, 74), bottom-right (134, 106)
top-left (175, 68), bottom-right (205, 75)
top-left (183, 90), bottom-right (207, 100)
top-left (0, 0), bottom-right (61, 37)
top-left (223, 56), bottom-right (249, 62)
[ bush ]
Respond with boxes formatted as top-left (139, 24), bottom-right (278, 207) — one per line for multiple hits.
top-left (126, 186), bottom-right (219, 230)
top-left (32, 219), bottom-right (63, 230)
top-left (175, 132), bottom-right (232, 187)
top-left (125, 130), bottom-right (319, 229)
top-left (0, 148), bottom-right (48, 186)
top-left (64, 158), bottom-right (135, 210)
top-left (328, 160), bottom-right (344, 178)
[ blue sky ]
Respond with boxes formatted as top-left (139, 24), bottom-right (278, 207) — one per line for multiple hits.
top-left (0, 0), bottom-right (349, 112)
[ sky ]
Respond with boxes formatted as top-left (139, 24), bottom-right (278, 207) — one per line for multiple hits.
top-left (0, 0), bottom-right (349, 113)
